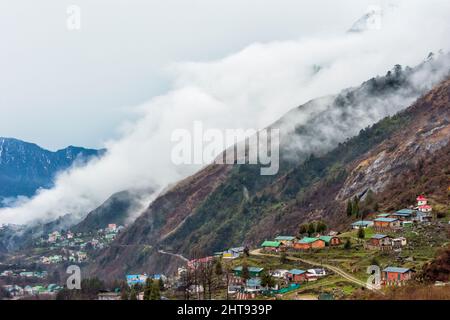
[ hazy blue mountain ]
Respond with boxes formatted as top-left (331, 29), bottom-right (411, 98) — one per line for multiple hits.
top-left (0, 137), bottom-right (104, 204)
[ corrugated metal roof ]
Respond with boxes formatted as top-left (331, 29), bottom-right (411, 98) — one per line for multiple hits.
top-left (299, 237), bottom-right (322, 244)
top-left (383, 267), bottom-right (411, 273)
top-left (396, 209), bottom-right (415, 214)
top-left (275, 236), bottom-right (296, 241)
top-left (261, 241), bottom-right (281, 247)
top-left (351, 220), bottom-right (373, 226)
top-left (288, 269), bottom-right (306, 275)
top-left (374, 217), bottom-right (397, 222)
top-left (371, 234), bottom-right (388, 239)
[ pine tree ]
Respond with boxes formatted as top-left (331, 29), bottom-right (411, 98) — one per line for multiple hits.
top-left (260, 272), bottom-right (275, 289)
top-left (129, 287), bottom-right (138, 300)
top-left (215, 259), bottom-right (223, 276)
top-left (357, 227), bottom-right (365, 239)
top-left (346, 200), bottom-right (353, 216)
top-left (307, 222), bottom-right (316, 236)
top-left (143, 278), bottom-right (152, 300)
top-left (316, 221), bottom-right (327, 234)
top-left (241, 262), bottom-right (250, 281)
top-left (352, 196), bottom-right (360, 217)
top-left (298, 223), bottom-right (308, 236)
top-left (150, 281), bottom-right (161, 300)
top-left (344, 239), bottom-right (351, 250)
top-left (280, 251), bottom-right (287, 264)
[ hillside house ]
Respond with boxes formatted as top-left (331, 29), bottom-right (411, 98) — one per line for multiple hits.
top-left (271, 269), bottom-right (289, 279)
top-left (367, 234), bottom-right (392, 249)
top-left (418, 205), bottom-right (432, 214)
top-left (245, 278), bottom-right (263, 292)
top-left (327, 230), bottom-right (339, 236)
top-left (294, 237), bottom-right (326, 250)
top-left (222, 247), bottom-right (244, 259)
top-left (351, 221), bottom-right (373, 229)
top-left (373, 217), bottom-right (401, 230)
top-left (287, 269), bottom-right (307, 283)
top-left (382, 267), bottom-right (414, 285)
top-left (233, 266), bottom-right (264, 278)
top-left (319, 235), bottom-right (340, 246)
top-left (98, 292), bottom-right (121, 300)
top-left (126, 274), bottom-right (148, 287)
top-left (48, 231), bottom-right (61, 243)
top-left (261, 240), bottom-right (282, 252)
top-left (416, 212), bottom-right (433, 222)
top-left (392, 237), bottom-right (407, 249)
top-left (307, 268), bottom-right (326, 277)
top-left (416, 195), bottom-right (427, 206)
top-left (4, 285), bottom-right (24, 297)
top-left (274, 236), bottom-right (296, 247)
top-left (389, 210), bottom-right (415, 221)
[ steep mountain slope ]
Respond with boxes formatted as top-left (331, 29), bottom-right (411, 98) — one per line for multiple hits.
top-left (88, 62), bottom-right (450, 280)
top-left (73, 190), bottom-right (150, 233)
top-left (0, 138), bottom-right (103, 203)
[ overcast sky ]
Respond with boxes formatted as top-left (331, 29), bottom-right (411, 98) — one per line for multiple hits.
top-left (2, 0), bottom-right (450, 225)
top-left (0, 0), bottom-right (380, 150)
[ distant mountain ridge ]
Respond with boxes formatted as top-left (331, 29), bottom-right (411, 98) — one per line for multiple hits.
top-left (0, 137), bottom-right (104, 204)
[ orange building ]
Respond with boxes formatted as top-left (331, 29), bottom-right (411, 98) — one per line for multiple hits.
top-left (382, 267), bottom-right (414, 285)
top-left (293, 237), bottom-right (325, 250)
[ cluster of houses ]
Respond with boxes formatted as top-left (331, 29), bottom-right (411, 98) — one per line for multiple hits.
top-left (44, 224), bottom-right (123, 247)
top-left (35, 224), bottom-right (125, 265)
top-left (40, 250), bottom-right (87, 264)
top-left (2, 283), bottom-right (62, 298)
top-left (352, 195), bottom-right (433, 232)
top-left (228, 265), bottom-right (327, 298)
top-left (350, 195), bottom-right (434, 251)
top-left (0, 270), bottom-right (47, 279)
top-left (261, 234), bottom-right (341, 252)
top-left (125, 273), bottom-right (167, 287)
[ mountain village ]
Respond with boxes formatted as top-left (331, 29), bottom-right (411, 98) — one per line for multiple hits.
top-left (2, 194), bottom-right (448, 300)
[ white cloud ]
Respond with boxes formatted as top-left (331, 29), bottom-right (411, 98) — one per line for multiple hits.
top-left (1, 0), bottom-right (449, 225)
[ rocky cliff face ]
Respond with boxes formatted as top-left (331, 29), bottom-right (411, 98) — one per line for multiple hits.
top-left (337, 79), bottom-right (450, 201)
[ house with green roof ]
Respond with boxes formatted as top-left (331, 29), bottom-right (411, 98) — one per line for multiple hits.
top-left (319, 235), bottom-right (341, 246)
top-left (261, 240), bottom-right (282, 252)
top-left (233, 266), bottom-right (264, 278)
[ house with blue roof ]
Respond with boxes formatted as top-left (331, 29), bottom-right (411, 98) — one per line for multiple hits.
top-left (389, 209), bottom-right (416, 221)
top-left (126, 274), bottom-right (148, 287)
top-left (383, 267), bottom-right (414, 285)
top-left (373, 217), bottom-right (401, 230)
top-left (287, 269), bottom-right (307, 283)
top-left (245, 278), bottom-right (262, 292)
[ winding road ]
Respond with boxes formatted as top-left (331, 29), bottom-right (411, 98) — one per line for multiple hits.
top-left (158, 249), bottom-right (189, 263)
top-left (251, 249), bottom-right (380, 292)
